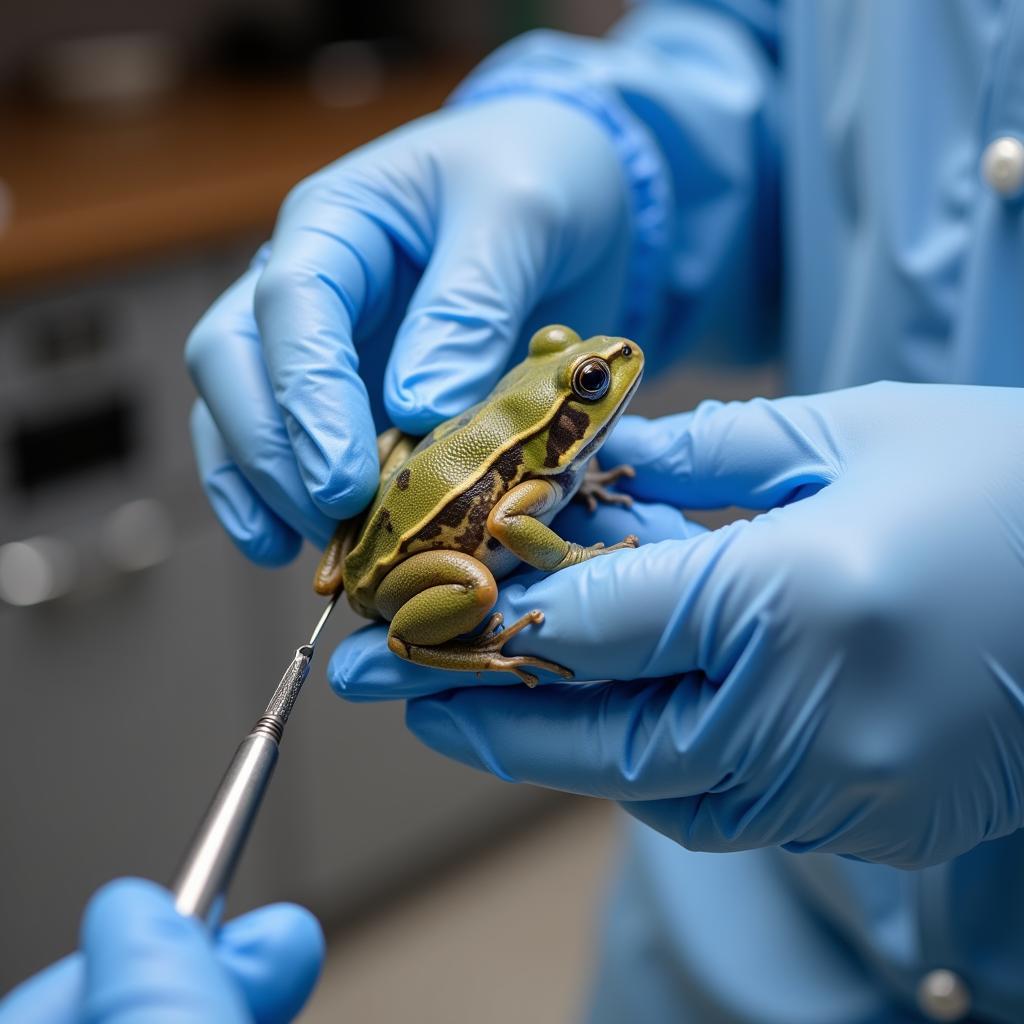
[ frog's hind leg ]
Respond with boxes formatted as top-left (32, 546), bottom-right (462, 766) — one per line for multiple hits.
top-left (377, 551), bottom-right (572, 687)
top-left (314, 518), bottom-right (358, 595)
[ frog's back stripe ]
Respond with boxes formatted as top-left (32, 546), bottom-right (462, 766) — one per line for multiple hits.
top-left (344, 388), bottom-right (591, 603)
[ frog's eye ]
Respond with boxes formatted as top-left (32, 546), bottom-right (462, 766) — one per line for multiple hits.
top-left (530, 324), bottom-right (581, 357)
top-left (571, 358), bottom-right (611, 401)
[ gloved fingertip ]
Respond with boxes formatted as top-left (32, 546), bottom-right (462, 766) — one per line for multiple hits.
top-left (327, 628), bottom-right (383, 697)
top-left (385, 399), bottom-right (449, 438)
top-left (328, 628), bottom-right (443, 701)
top-left (204, 465), bottom-right (302, 567)
top-left (406, 693), bottom-right (511, 779)
top-left (218, 904), bottom-right (324, 1024)
top-left (600, 412), bottom-right (691, 466)
top-left (191, 399), bottom-right (305, 565)
top-left (83, 877), bottom-right (175, 933)
top-left (82, 878), bottom-right (198, 968)
top-left (238, 529), bottom-right (304, 568)
top-left (221, 903), bottom-right (324, 964)
top-left (309, 466), bottom-right (379, 522)
top-left (384, 378), bottom-right (474, 437)
top-left (0, 954), bottom-right (83, 1023)
top-left (384, 352), bottom-right (504, 437)
top-left (292, 431), bottom-right (379, 521)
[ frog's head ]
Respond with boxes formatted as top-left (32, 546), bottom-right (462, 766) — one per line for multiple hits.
top-left (513, 324), bottom-right (645, 470)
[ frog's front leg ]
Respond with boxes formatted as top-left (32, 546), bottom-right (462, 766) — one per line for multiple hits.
top-left (487, 479), bottom-right (638, 571)
top-left (575, 459), bottom-right (636, 514)
top-left (377, 551), bottom-right (573, 687)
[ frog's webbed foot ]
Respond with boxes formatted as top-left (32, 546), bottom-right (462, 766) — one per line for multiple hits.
top-left (554, 533), bottom-right (639, 570)
top-left (576, 461), bottom-right (636, 514)
top-left (390, 610), bottom-right (573, 688)
top-left (457, 610), bottom-right (573, 688)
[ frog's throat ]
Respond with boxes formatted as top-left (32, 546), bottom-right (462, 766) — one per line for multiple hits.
top-left (570, 369), bottom-right (643, 471)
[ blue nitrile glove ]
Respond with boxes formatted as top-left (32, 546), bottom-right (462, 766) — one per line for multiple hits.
top-left (332, 382), bottom-right (1024, 870)
top-left (0, 878), bottom-right (323, 1024)
top-left (186, 92), bottom-right (665, 566)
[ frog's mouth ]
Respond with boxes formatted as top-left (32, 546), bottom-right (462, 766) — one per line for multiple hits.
top-left (572, 368), bottom-right (644, 468)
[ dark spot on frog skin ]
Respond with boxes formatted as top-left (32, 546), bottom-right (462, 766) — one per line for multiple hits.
top-left (544, 402), bottom-right (590, 468)
top-left (494, 444), bottom-right (524, 484)
top-left (377, 508), bottom-right (393, 534)
top-left (402, 471), bottom-right (495, 553)
top-left (396, 468), bottom-right (411, 491)
top-left (454, 506), bottom-right (490, 552)
top-left (410, 522), bottom-right (442, 545)
top-left (451, 472), bottom-right (498, 552)
top-left (404, 466), bottom-right (505, 557)
top-left (486, 536), bottom-right (502, 551)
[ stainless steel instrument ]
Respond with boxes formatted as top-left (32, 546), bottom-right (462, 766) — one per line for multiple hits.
top-left (172, 594), bottom-right (339, 922)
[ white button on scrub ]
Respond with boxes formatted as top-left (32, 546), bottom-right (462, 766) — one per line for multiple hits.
top-left (917, 968), bottom-right (971, 1022)
top-left (981, 136), bottom-right (1024, 199)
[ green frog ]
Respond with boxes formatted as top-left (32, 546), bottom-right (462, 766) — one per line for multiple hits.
top-left (313, 324), bottom-right (644, 685)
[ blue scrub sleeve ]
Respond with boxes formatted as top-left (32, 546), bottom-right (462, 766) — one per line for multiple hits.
top-left (451, 1), bottom-right (782, 365)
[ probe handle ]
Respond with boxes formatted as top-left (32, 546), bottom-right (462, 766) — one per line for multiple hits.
top-left (172, 731), bottom-right (279, 922)
top-left (172, 647), bottom-right (312, 922)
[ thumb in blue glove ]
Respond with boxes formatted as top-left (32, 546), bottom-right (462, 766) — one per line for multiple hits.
top-left (332, 382), bottom-right (1024, 870)
top-left (0, 878), bottom-right (324, 1024)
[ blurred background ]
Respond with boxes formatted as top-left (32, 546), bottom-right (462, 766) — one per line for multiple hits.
top-left (0, 1), bottom-right (776, 1017)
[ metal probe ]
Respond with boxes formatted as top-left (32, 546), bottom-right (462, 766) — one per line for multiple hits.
top-left (172, 593), bottom-right (340, 923)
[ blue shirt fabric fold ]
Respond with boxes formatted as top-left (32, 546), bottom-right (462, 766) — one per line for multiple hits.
top-left (462, 2), bottom-right (1024, 1021)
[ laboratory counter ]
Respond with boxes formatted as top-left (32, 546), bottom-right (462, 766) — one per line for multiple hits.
top-left (0, 57), bottom-right (472, 294)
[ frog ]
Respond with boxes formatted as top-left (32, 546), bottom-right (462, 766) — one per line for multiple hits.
top-left (313, 324), bottom-right (644, 686)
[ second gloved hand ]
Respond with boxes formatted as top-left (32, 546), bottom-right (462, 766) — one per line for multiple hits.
top-left (0, 878), bottom-right (323, 1024)
top-left (332, 382), bottom-right (1024, 870)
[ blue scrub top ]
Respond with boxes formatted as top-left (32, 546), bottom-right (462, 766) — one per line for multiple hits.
top-left (469, 2), bottom-right (1024, 1021)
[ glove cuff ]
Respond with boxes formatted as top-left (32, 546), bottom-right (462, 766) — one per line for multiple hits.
top-left (448, 52), bottom-right (672, 342)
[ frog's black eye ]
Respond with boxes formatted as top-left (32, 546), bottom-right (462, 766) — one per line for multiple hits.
top-left (572, 358), bottom-right (611, 401)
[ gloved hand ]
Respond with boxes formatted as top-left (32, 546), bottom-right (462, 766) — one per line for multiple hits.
top-left (0, 878), bottom-right (323, 1024)
top-left (186, 94), bottom-right (645, 565)
top-left (332, 382), bottom-right (1024, 870)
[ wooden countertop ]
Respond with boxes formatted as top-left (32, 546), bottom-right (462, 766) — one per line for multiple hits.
top-left (0, 60), bottom-right (470, 294)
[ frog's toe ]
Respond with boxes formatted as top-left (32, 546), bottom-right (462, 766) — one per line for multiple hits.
top-left (387, 635), bottom-right (408, 659)
top-left (587, 534), bottom-right (639, 557)
top-left (468, 611), bottom-right (574, 685)
top-left (485, 654), bottom-right (573, 687)
top-left (513, 666), bottom-right (539, 688)
top-left (478, 612), bottom-right (505, 640)
top-left (604, 489), bottom-right (634, 508)
top-left (387, 609), bottom-right (572, 685)
top-left (576, 464), bottom-right (637, 513)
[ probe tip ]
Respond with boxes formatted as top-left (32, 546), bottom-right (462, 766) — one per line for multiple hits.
top-left (308, 591), bottom-right (341, 648)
